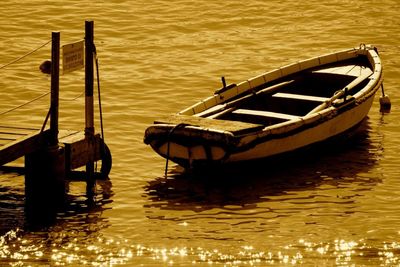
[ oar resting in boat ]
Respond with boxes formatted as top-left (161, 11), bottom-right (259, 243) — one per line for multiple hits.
top-left (196, 80), bottom-right (295, 118)
top-left (307, 70), bottom-right (373, 115)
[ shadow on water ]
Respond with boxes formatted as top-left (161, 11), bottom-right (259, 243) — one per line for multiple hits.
top-left (0, 177), bottom-right (114, 235)
top-left (26, 179), bottom-right (114, 232)
top-left (144, 119), bottom-right (383, 212)
top-left (0, 179), bottom-right (116, 266)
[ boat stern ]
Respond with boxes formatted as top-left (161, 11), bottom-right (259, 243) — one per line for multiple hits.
top-left (144, 123), bottom-right (236, 167)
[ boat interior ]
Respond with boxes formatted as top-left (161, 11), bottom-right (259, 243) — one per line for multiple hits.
top-left (207, 59), bottom-right (373, 126)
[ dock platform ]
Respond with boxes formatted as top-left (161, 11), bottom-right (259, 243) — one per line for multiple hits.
top-left (0, 125), bottom-right (105, 175)
top-left (0, 125), bottom-right (49, 166)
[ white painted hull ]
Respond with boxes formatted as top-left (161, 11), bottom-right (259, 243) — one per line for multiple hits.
top-left (228, 94), bottom-right (375, 162)
top-left (144, 45), bottom-right (383, 168)
top-left (151, 94), bottom-right (375, 165)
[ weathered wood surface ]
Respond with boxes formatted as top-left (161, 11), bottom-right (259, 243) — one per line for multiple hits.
top-left (272, 92), bottom-right (330, 102)
top-left (232, 109), bottom-right (300, 121)
top-left (59, 130), bottom-right (102, 170)
top-left (155, 114), bottom-right (263, 134)
top-left (0, 127), bottom-right (102, 169)
top-left (0, 125), bottom-right (49, 166)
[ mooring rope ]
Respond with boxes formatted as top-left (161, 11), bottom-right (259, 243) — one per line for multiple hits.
top-left (164, 123), bottom-right (188, 178)
top-left (91, 43), bottom-right (106, 175)
top-left (0, 39), bottom-right (51, 70)
top-left (93, 44), bottom-right (105, 144)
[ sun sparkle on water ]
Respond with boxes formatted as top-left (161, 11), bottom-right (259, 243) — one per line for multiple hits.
top-left (2, 228), bottom-right (400, 266)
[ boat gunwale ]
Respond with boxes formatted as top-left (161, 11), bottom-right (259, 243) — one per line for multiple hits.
top-left (179, 46), bottom-right (383, 138)
top-left (178, 46), bottom-right (375, 117)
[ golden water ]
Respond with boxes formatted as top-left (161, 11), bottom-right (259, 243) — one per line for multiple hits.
top-left (1, 0), bottom-right (400, 265)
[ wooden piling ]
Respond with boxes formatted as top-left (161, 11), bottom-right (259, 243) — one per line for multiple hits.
top-left (25, 31), bottom-right (66, 209)
top-left (50, 32), bottom-right (60, 146)
top-left (85, 21), bottom-right (95, 137)
top-left (85, 20), bottom-right (95, 195)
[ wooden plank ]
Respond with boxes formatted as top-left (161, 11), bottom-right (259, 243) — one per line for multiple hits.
top-left (155, 114), bottom-right (263, 134)
top-left (0, 141), bottom-right (8, 146)
top-left (58, 130), bottom-right (82, 143)
top-left (0, 130), bottom-right (49, 166)
top-left (313, 63), bottom-right (370, 77)
top-left (194, 104), bottom-right (225, 117)
top-left (62, 133), bottom-right (102, 170)
top-left (0, 133), bottom-right (23, 141)
top-left (273, 92), bottom-right (329, 102)
top-left (0, 125), bottom-right (38, 135)
top-left (233, 109), bottom-right (300, 121)
top-left (196, 80), bottom-right (295, 118)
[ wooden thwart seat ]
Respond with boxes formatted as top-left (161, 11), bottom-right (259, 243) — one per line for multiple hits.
top-left (272, 92), bottom-right (329, 102)
top-left (232, 109), bottom-right (300, 121)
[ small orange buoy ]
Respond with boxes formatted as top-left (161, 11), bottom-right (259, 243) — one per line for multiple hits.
top-left (39, 60), bottom-right (52, 74)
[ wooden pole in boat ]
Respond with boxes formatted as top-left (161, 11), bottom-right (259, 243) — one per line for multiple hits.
top-left (50, 31), bottom-right (60, 146)
top-left (85, 20), bottom-right (95, 196)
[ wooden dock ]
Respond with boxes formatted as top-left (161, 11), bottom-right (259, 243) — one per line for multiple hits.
top-left (0, 21), bottom-right (111, 201)
top-left (0, 125), bottom-right (105, 174)
top-left (0, 125), bottom-right (49, 166)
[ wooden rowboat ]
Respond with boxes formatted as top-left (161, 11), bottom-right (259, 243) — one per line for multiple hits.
top-left (144, 44), bottom-right (383, 168)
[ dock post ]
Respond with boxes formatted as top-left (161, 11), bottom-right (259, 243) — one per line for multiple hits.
top-left (25, 32), bottom-right (66, 225)
top-left (85, 20), bottom-right (96, 196)
top-left (50, 31), bottom-right (60, 146)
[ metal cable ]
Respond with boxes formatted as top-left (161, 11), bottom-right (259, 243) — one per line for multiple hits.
top-left (0, 39), bottom-right (51, 70)
top-left (59, 92), bottom-right (84, 101)
top-left (0, 91), bottom-right (50, 116)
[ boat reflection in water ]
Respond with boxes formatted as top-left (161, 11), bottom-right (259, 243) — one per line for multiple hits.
top-left (142, 119), bottom-right (391, 265)
top-left (0, 120), bottom-right (389, 266)
top-left (145, 119), bottom-right (380, 212)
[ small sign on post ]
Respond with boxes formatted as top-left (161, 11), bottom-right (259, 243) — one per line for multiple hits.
top-left (62, 40), bottom-right (84, 74)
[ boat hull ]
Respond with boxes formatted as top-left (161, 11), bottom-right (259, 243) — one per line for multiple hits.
top-left (144, 45), bottom-right (383, 168)
top-left (229, 93), bottom-right (375, 162)
top-left (146, 93), bottom-right (376, 167)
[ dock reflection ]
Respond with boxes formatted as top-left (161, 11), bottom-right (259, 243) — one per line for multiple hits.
top-left (26, 179), bottom-right (113, 231)
top-left (0, 176), bottom-right (113, 234)
top-left (0, 176), bottom-right (151, 266)
top-left (144, 120), bottom-right (382, 212)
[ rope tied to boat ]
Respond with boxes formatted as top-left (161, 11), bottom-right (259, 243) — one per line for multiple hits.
top-left (91, 42), bottom-right (112, 176)
top-left (164, 123), bottom-right (189, 178)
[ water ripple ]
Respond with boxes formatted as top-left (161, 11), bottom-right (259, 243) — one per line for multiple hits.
top-left (1, 0), bottom-right (400, 265)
